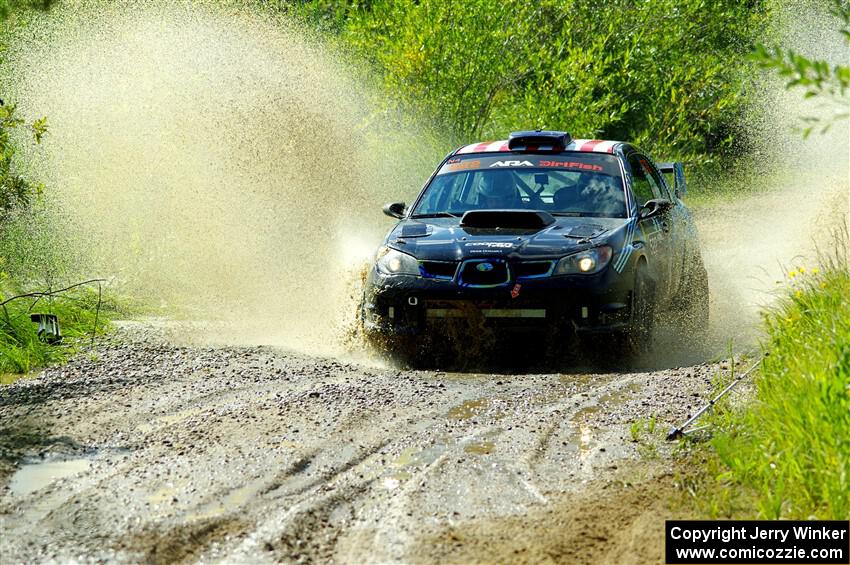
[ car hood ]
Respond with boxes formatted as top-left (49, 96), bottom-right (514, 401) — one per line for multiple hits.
top-left (386, 215), bottom-right (631, 261)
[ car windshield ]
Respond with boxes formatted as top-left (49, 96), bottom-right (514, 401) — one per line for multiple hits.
top-left (412, 153), bottom-right (627, 218)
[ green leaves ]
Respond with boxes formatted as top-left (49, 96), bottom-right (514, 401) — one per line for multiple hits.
top-left (752, 0), bottom-right (850, 134)
top-left (0, 0), bottom-right (56, 22)
top-left (0, 100), bottom-right (48, 222)
top-left (296, 0), bottom-right (768, 163)
top-left (30, 116), bottom-right (47, 144)
top-left (0, 0), bottom-right (55, 222)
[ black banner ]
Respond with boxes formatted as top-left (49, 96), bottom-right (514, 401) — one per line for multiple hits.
top-left (666, 520), bottom-right (849, 564)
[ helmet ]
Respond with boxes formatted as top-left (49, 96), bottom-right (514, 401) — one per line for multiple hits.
top-left (479, 171), bottom-right (516, 199)
top-left (580, 174), bottom-right (614, 196)
top-left (573, 172), bottom-right (595, 192)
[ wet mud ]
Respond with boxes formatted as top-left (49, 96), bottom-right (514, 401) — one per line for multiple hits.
top-left (0, 322), bottom-right (729, 563)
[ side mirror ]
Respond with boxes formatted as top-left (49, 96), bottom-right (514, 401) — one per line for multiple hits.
top-left (639, 198), bottom-right (673, 220)
top-left (657, 161), bottom-right (688, 198)
top-left (382, 202), bottom-right (406, 219)
top-left (672, 162), bottom-right (687, 198)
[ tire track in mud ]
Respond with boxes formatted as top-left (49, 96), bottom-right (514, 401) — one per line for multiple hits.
top-left (0, 322), bottom-right (723, 564)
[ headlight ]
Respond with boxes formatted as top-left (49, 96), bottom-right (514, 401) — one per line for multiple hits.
top-left (554, 246), bottom-right (613, 275)
top-left (375, 246), bottom-right (421, 276)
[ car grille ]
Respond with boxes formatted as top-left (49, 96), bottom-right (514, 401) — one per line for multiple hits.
top-left (458, 259), bottom-right (510, 287)
top-left (419, 261), bottom-right (458, 279)
top-left (515, 260), bottom-right (554, 279)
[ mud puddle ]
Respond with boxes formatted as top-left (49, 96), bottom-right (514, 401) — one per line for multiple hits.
top-left (8, 456), bottom-right (93, 497)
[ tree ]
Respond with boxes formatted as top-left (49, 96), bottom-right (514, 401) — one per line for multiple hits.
top-left (294, 0), bottom-right (769, 163)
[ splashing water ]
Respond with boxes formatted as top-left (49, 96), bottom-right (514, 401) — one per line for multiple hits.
top-left (5, 0), bottom-right (440, 355)
top-left (697, 0), bottom-right (849, 348)
top-left (3, 0), bottom-right (847, 359)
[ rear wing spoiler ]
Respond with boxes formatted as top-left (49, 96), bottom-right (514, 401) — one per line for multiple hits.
top-left (657, 161), bottom-right (687, 197)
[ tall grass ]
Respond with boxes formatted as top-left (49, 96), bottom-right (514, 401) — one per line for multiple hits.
top-left (698, 229), bottom-right (850, 519)
top-left (0, 288), bottom-right (109, 378)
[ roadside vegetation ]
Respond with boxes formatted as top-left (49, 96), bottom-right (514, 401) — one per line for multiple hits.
top-left (681, 237), bottom-right (850, 519)
top-left (678, 0), bottom-right (850, 520)
top-left (0, 1), bottom-right (110, 381)
top-left (291, 0), bottom-right (770, 167)
top-left (0, 289), bottom-right (108, 379)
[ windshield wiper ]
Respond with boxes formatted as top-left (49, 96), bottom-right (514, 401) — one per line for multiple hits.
top-left (411, 212), bottom-right (461, 218)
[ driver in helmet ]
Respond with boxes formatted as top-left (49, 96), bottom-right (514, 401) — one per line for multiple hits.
top-left (553, 172), bottom-right (626, 216)
top-left (553, 172), bottom-right (593, 211)
top-left (477, 171), bottom-right (520, 209)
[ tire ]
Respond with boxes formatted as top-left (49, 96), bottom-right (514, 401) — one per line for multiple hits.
top-left (623, 262), bottom-right (655, 358)
top-left (677, 253), bottom-right (709, 339)
top-left (368, 331), bottom-right (456, 369)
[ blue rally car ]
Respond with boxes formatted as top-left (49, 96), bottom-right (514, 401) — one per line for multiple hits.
top-left (360, 130), bottom-right (708, 361)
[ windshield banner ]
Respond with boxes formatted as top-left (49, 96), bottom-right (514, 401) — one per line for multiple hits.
top-left (438, 154), bottom-right (622, 176)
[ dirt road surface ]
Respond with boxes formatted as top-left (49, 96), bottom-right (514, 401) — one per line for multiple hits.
top-left (0, 322), bottom-right (724, 564)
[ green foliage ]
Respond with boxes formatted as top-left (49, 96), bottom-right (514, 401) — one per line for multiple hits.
top-left (752, 0), bottom-right (850, 135)
top-left (0, 198), bottom-right (114, 380)
top-left (294, 0), bottom-right (769, 163)
top-left (0, 285), bottom-right (110, 376)
top-left (0, 0), bottom-right (53, 222)
top-left (0, 101), bottom-right (46, 223)
top-left (0, 0), bottom-right (100, 382)
top-left (689, 233), bottom-right (850, 519)
top-left (0, 0), bottom-right (55, 21)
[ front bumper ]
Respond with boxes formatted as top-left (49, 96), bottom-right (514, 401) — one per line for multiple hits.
top-left (361, 265), bottom-right (632, 336)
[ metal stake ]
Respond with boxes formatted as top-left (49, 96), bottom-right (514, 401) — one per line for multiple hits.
top-left (666, 355), bottom-right (764, 441)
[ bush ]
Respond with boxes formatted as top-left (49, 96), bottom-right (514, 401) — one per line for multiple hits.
top-left (295, 0), bottom-right (770, 164)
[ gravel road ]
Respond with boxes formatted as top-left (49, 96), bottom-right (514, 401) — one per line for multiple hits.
top-left (0, 322), bottom-right (727, 564)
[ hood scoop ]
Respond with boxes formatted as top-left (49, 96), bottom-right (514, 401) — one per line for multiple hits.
top-left (565, 224), bottom-right (608, 240)
top-left (460, 209), bottom-right (555, 230)
top-left (399, 222), bottom-right (433, 238)
top-left (563, 224), bottom-right (609, 244)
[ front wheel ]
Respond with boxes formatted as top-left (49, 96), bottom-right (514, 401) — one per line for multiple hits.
top-left (622, 264), bottom-right (655, 358)
top-left (677, 254), bottom-right (710, 339)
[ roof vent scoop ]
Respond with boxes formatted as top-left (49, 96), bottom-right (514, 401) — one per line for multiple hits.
top-left (508, 130), bottom-right (571, 152)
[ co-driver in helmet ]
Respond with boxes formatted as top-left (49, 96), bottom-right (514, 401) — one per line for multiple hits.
top-left (477, 170), bottom-right (520, 208)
